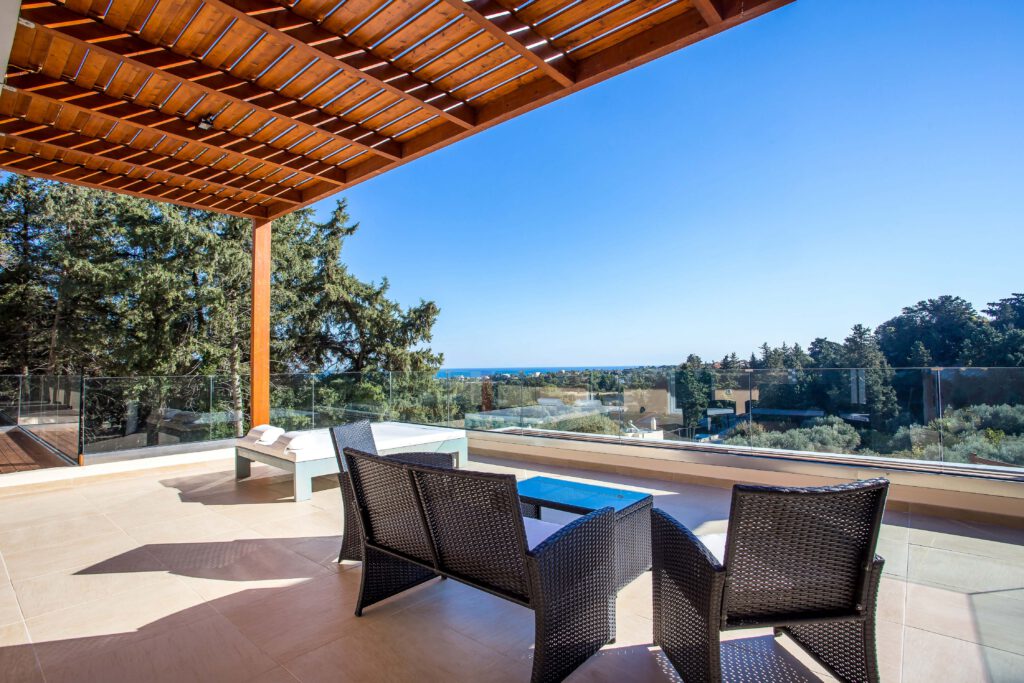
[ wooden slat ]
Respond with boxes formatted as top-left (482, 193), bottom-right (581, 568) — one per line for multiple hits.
top-left (0, 86), bottom-right (309, 202)
top-left (20, 2), bottom-right (409, 159)
top-left (0, 131), bottom-right (284, 210)
top-left (219, 0), bottom-right (476, 129)
top-left (692, 0), bottom-right (723, 24)
top-left (0, 148), bottom-right (273, 217)
top-left (8, 22), bottom-right (362, 182)
top-left (439, 0), bottom-right (576, 87)
top-left (98, 0), bottom-right (476, 131)
top-left (4, 71), bottom-right (341, 192)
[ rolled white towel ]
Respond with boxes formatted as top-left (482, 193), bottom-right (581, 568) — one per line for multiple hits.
top-left (277, 429), bottom-right (332, 455)
top-left (243, 424), bottom-right (286, 445)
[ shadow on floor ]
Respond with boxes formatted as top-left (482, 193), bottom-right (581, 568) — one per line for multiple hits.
top-left (75, 536), bottom-right (340, 581)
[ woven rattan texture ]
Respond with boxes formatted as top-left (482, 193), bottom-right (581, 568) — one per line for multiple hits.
top-left (652, 479), bottom-right (888, 683)
top-left (346, 450), bottom-right (434, 564)
top-left (340, 447), bottom-right (618, 683)
top-left (330, 422), bottom-right (378, 562)
top-left (414, 467), bottom-right (531, 600)
top-left (723, 479), bottom-right (888, 623)
top-left (528, 511), bottom-right (617, 683)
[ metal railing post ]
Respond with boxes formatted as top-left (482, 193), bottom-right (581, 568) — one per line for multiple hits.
top-left (77, 375), bottom-right (86, 465)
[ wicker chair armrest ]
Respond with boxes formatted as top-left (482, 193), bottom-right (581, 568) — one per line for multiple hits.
top-left (652, 508), bottom-right (726, 680)
top-left (529, 506), bottom-right (616, 562)
top-left (527, 506), bottom-right (617, 599)
top-left (526, 507), bottom-right (617, 682)
top-left (652, 508), bottom-right (724, 577)
top-left (385, 451), bottom-right (457, 469)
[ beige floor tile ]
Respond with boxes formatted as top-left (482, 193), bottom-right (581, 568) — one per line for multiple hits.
top-left (26, 577), bottom-right (215, 671)
top-left (0, 554), bottom-right (9, 584)
top-left (167, 537), bottom-right (332, 604)
top-left (218, 571), bottom-right (362, 662)
top-left (284, 616), bottom-right (530, 683)
top-left (281, 534), bottom-right (344, 567)
top-left (877, 523), bottom-right (910, 579)
top-left (0, 582), bottom-right (24, 626)
top-left (878, 575), bottom-right (907, 624)
top-left (13, 558), bottom-right (177, 619)
top-left (568, 644), bottom-right (679, 682)
top-left (97, 491), bottom-right (210, 530)
top-left (876, 615), bottom-right (905, 683)
top-left (389, 578), bottom-right (536, 656)
top-left (122, 508), bottom-right (255, 545)
top-left (725, 635), bottom-right (835, 681)
top-left (207, 498), bottom-right (320, 528)
top-left (0, 622), bottom-right (44, 683)
top-left (247, 507), bottom-right (342, 540)
top-left (0, 490), bottom-right (95, 533)
top-left (617, 571), bottom-right (654, 619)
top-left (250, 667), bottom-right (302, 683)
top-left (908, 524), bottom-right (1024, 562)
top-left (908, 545), bottom-right (1024, 594)
top-left (905, 582), bottom-right (1024, 656)
top-left (41, 613), bottom-right (279, 683)
top-left (1, 529), bottom-right (141, 582)
top-left (902, 626), bottom-right (1024, 683)
top-left (0, 512), bottom-right (122, 555)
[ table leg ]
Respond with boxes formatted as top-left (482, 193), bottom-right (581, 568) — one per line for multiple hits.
top-left (235, 453), bottom-right (251, 480)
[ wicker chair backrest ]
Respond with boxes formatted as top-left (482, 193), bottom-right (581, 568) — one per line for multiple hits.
top-left (722, 478), bottom-right (888, 624)
top-left (343, 447), bottom-right (434, 565)
top-left (330, 421), bottom-right (378, 474)
top-left (413, 467), bottom-right (532, 602)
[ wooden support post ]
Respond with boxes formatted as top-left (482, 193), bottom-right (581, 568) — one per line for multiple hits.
top-left (250, 218), bottom-right (272, 427)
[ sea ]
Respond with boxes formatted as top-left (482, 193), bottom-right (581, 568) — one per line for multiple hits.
top-left (437, 366), bottom-right (636, 378)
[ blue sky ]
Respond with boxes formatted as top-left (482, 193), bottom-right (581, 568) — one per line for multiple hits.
top-left (312, 0), bottom-right (1024, 369)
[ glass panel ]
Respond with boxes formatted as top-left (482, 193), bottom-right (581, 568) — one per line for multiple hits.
top-left (82, 375), bottom-right (214, 459)
top-left (744, 368), bottom-right (941, 463)
top-left (310, 371), bottom-right (388, 428)
top-left (461, 373), bottom-right (527, 432)
top-left (936, 367), bottom-right (1024, 470)
top-left (0, 375), bottom-right (21, 425)
top-left (18, 375), bottom-right (81, 459)
top-left (269, 373), bottom-right (316, 432)
top-left (388, 371), bottom-right (449, 426)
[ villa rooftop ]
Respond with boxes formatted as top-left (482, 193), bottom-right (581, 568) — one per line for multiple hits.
top-left (0, 450), bottom-right (1021, 682)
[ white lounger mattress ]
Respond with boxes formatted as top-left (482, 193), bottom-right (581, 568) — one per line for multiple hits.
top-left (238, 422), bottom-right (466, 463)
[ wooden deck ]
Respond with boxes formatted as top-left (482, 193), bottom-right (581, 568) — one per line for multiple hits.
top-left (0, 427), bottom-right (70, 474)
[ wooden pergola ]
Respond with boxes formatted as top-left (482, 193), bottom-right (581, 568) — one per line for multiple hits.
top-left (0, 0), bottom-right (791, 429)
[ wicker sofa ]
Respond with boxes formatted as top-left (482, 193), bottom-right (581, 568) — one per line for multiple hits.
top-left (340, 446), bottom-right (617, 683)
top-left (651, 478), bottom-right (889, 683)
top-left (329, 421), bottom-right (459, 563)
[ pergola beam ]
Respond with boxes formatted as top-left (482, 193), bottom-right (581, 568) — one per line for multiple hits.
top-left (440, 0), bottom-right (575, 88)
top-left (21, 2), bottom-right (410, 160)
top-left (0, 85), bottom-right (323, 201)
top-left (250, 216), bottom-right (272, 427)
top-left (5, 72), bottom-right (347, 189)
top-left (0, 148), bottom-right (271, 217)
top-left (10, 22), bottom-right (385, 178)
top-left (218, 0), bottom-right (476, 129)
top-left (692, 0), bottom-right (724, 25)
top-left (0, 131), bottom-right (283, 209)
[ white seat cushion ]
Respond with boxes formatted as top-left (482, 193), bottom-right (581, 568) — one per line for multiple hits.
top-left (700, 533), bottom-right (727, 564)
top-left (523, 517), bottom-right (564, 550)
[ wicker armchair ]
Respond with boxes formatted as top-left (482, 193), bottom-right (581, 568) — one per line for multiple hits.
top-left (652, 478), bottom-right (889, 683)
top-left (330, 421), bottom-right (457, 562)
top-left (342, 447), bottom-right (617, 683)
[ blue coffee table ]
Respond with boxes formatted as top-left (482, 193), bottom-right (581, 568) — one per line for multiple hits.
top-left (518, 476), bottom-right (653, 589)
